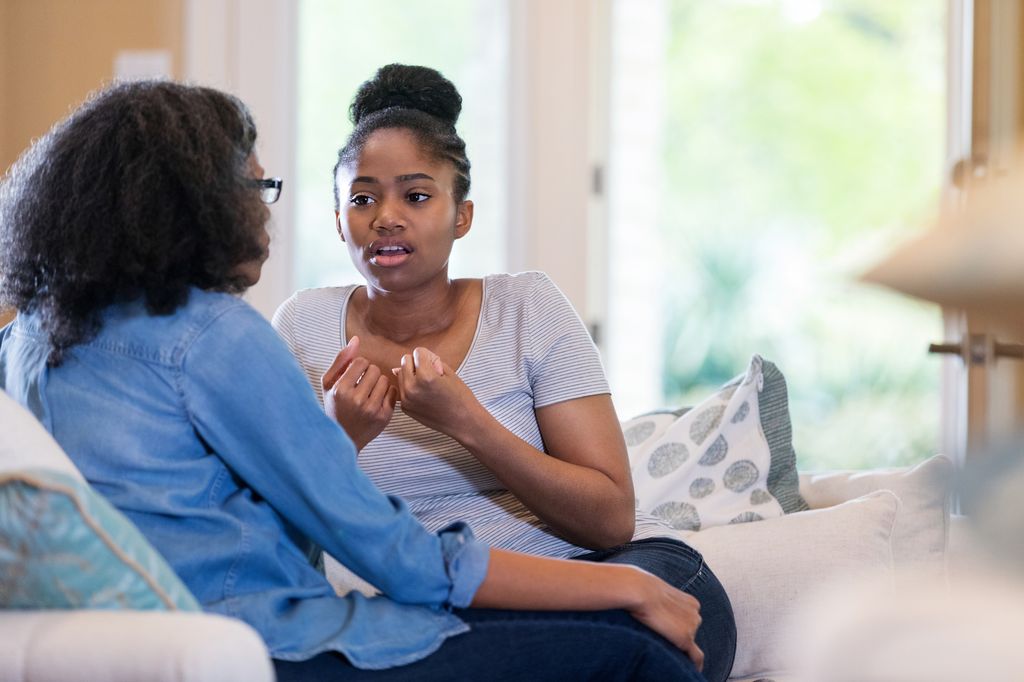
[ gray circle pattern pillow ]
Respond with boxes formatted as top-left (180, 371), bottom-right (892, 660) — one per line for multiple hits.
top-left (622, 355), bottom-right (805, 533)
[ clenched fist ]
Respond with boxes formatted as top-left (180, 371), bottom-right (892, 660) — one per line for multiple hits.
top-left (322, 336), bottom-right (397, 450)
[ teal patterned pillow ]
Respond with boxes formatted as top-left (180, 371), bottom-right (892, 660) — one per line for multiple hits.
top-left (0, 468), bottom-right (199, 611)
top-left (622, 355), bottom-right (808, 533)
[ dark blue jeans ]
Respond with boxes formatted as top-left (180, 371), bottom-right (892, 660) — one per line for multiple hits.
top-left (274, 539), bottom-right (734, 682)
top-left (275, 606), bottom-right (704, 681)
top-left (575, 537), bottom-right (737, 682)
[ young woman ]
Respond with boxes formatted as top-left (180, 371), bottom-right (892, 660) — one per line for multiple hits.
top-left (272, 64), bottom-right (736, 681)
top-left (0, 79), bottom-right (710, 682)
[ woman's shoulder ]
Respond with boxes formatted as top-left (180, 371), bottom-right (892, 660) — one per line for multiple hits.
top-left (76, 290), bottom-right (257, 366)
top-left (273, 285), bottom-right (358, 325)
top-left (483, 271), bottom-right (560, 299)
top-left (175, 289), bottom-right (259, 331)
top-left (284, 284), bottom-right (359, 308)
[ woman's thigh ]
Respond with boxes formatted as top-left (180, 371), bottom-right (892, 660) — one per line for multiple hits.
top-left (274, 607), bottom-right (705, 682)
top-left (574, 537), bottom-right (737, 682)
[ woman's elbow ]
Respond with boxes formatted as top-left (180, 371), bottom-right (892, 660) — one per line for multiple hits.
top-left (607, 509), bottom-right (637, 547)
top-left (580, 504), bottom-right (635, 550)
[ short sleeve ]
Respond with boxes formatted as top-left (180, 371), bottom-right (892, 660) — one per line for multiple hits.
top-left (270, 293), bottom-right (301, 359)
top-left (524, 273), bottom-right (611, 408)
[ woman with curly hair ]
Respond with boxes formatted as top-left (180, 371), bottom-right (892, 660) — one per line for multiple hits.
top-left (0, 80), bottom-right (710, 681)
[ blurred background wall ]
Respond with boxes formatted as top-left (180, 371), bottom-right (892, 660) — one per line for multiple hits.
top-left (0, 0), bottom-right (182, 328)
top-left (0, 0), bottom-right (183, 174)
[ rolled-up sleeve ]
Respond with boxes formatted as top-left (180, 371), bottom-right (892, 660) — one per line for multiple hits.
top-left (437, 522), bottom-right (490, 609)
top-left (179, 301), bottom-right (490, 610)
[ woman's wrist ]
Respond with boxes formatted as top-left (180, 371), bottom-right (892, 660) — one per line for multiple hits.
top-left (448, 400), bottom-right (498, 451)
top-left (615, 564), bottom-right (656, 613)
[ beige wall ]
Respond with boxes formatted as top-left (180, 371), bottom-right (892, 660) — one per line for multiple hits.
top-left (0, 0), bottom-right (182, 323)
top-left (0, 0), bottom-right (183, 173)
top-left (0, 1), bottom-right (8, 172)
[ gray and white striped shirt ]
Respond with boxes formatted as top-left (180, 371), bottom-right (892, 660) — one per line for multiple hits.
top-left (273, 271), bottom-right (667, 558)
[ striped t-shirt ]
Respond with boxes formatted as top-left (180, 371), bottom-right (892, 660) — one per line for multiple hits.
top-left (273, 271), bottom-right (668, 559)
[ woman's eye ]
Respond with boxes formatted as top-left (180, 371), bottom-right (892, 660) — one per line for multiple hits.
top-left (349, 194), bottom-right (374, 206)
top-left (407, 192), bottom-right (431, 203)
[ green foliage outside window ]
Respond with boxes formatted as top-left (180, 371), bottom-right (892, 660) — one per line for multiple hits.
top-left (658, 0), bottom-right (945, 469)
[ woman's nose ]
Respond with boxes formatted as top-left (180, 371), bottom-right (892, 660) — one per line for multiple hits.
top-left (371, 199), bottom-right (404, 231)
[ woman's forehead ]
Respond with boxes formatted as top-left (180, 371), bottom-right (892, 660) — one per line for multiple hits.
top-left (344, 129), bottom-right (452, 182)
top-left (360, 128), bottom-right (431, 162)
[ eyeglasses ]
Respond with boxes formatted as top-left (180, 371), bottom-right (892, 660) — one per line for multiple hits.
top-left (251, 177), bottom-right (283, 204)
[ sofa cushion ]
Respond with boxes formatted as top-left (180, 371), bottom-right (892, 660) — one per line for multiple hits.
top-left (684, 490), bottom-right (899, 680)
top-left (623, 355), bottom-right (807, 534)
top-left (1, 390), bottom-right (199, 611)
top-left (0, 610), bottom-right (274, 682)
top-left (799, 454), bottom-right (952, 581)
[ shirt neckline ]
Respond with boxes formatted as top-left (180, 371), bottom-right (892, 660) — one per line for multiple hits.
top-left (337, 276), bottom-right (490, 377)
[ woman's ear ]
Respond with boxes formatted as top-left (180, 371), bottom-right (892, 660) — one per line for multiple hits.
top-left (335, 211), bottom-right (346, 242)
top-left (454, 200), bottom-right (474, 239)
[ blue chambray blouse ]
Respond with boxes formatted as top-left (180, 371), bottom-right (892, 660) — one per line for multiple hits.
top-left (0, 289), bottom-right (490, 669)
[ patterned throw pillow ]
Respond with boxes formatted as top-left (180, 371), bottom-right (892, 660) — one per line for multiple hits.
top-left (622, 355), bottom-right (807, 533)
top-left (0, 468), bottom-right (200, 611)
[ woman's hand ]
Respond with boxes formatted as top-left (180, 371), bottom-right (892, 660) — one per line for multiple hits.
top-left (391, 347), bottom-right (483, 439)
top-left (627, 570), bottom-right (705, 671)
top-left (321, 336), bottom-right (397, 450)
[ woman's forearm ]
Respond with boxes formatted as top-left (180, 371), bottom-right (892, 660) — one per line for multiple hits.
top-left (394, 351), bottom-right (635, 549)
top-left (451, 404), bottom-right (634, 549)
top-left (471, 548), bottom-right (705, 670)
top-left (471, 548), bottom-right (646, 611)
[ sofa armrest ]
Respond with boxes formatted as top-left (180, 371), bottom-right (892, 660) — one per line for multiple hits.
top-left (0, 610), bottom-right (273, 682)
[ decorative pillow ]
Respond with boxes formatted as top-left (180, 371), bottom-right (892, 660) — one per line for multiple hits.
top-left (622, 355), bottom-right (807, 533)
top-left (0, 468), bottom-right (200, 611)
top-left (799, 454), bottom-right (953, 581)
top-left (1, 390), bottom-right (198, 611)
top-left (684, 490), bottom-right (899, 680)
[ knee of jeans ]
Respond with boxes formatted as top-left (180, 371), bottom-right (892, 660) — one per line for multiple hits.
top-left (629, 628), bottom-right (702, 679)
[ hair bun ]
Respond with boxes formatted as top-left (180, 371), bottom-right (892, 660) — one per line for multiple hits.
top-left (350, 64), bottom-right (462, 128)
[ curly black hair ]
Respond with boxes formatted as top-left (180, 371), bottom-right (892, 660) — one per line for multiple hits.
top-left (333, 64), bottom-right (472, 210)
top-left (0, 80), bottom-right (267, 365)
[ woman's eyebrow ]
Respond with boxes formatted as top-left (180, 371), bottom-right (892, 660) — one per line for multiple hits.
top-left (350, 173), bottom-right (435, 185)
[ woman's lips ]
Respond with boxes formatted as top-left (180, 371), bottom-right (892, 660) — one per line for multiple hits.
top-left (368, 240), bottom-right (413, 267)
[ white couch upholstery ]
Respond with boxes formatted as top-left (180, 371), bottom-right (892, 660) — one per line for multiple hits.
top-left (0, 610), bottom-right (273, 682)
top-left (698, 455), bottom-right (960, 682)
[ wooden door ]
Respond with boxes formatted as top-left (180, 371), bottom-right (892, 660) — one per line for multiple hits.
top-left (935, 0), bottom-right (1024, 464)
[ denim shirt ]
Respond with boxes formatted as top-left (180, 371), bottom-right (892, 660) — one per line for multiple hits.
top-left (0, 289), bottom-right (490, 669)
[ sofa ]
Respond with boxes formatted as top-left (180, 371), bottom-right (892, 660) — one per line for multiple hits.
top-left (0, 370), bottom-right (975, 682)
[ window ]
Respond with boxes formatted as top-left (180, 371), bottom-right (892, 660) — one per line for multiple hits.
top-left (295, 0), bottom-right (509, 289)
top-left (605, 0), bottom-right (946, 469)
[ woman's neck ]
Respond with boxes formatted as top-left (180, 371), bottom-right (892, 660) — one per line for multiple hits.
top-left (358, 276), bottom-right (467, 343)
